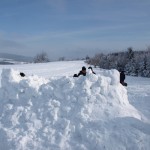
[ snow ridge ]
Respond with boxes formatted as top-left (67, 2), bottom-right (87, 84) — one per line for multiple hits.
top-left (0, 69), bottom-right (149, 150)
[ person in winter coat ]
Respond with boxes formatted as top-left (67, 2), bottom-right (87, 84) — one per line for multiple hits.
top-left (73, 66), bottom-right (86, 77)
top-left (120, 71), bottom-right (127, 86)
top-left (88, 66), bottom-right (96, 74)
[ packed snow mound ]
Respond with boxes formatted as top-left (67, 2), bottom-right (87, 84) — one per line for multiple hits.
top-left (0, 69), bottom-right (148, 150)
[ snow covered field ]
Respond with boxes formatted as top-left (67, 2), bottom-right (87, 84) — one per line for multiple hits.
top-left (0, 61), bottom-right (150, 150)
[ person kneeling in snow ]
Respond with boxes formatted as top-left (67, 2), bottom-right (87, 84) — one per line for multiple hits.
top-left (120, 71), bottom-right (127, 86)
top-left (73, 66), bottom-right (86, 77)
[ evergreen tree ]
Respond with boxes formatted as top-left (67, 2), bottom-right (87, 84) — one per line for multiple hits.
top-left (127, 47), bottom-right (134, 60)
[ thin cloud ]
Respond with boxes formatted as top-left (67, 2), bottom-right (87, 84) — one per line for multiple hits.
top-left (2, 20), bottom-right (149, 43)
top-left (0, 38), bottom-right (27, 49)
top-left (46, 0), bottom-right (67, 14)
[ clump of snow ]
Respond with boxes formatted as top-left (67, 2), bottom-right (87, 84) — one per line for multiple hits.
top-left (0, 68), bottom-right (149, 150)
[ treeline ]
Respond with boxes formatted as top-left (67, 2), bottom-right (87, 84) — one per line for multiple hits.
top-left (86, 47), bottom-right (150, 77)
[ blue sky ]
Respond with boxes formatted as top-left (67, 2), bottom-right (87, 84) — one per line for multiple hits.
top-left (0, 0), bottom-right (150, 59)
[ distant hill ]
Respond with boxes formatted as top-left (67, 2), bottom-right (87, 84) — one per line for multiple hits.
top-left (0, 53), bottom-right (33, 64)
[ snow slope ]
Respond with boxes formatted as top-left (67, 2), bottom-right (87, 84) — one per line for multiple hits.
top-left (0, 61), bottom-right (150, 150)
top-left (0, 61), bottom-right (85, 87)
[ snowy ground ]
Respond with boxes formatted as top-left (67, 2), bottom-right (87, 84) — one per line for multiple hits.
top-left (127, 76), bottom-right (150, 121)
top-left (0, 61), bottom-right (150, 150)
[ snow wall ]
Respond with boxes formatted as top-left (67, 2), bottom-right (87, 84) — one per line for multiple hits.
top-left (0, 69), bottom-right (148, 150)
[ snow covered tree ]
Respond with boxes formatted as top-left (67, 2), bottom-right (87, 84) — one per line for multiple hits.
top-left (144, 52), bottom-right (150, 77)
top-left (90, 53), bottom-right (104, 68)
top-left (125, 48), bottom-right (137, 75)
top-left (87, 48), bottom-right (150, 77)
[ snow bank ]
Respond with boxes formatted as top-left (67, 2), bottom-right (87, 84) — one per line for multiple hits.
top-left (0, 69), bottom-right (149, 150)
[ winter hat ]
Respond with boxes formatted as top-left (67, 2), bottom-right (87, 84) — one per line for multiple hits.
top-left (82, 66), bottom-right (86, 71)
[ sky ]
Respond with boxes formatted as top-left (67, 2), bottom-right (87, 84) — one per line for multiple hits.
top-left (0, 0), bottom-right (150, 60)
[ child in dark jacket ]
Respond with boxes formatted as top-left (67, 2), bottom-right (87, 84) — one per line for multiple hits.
top-left (120, 71), bottom-right (127, 86)
top-left (73, 66), bottom-right (86, 77)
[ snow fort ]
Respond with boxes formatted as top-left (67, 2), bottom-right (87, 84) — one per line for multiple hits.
top-left (0, 68), bottom-right (148, 150)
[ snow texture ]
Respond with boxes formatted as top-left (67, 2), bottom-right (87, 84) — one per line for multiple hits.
top-left (0, 66), bottom-right (150, 150)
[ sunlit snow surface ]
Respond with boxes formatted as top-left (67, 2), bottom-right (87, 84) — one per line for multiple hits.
top-left (0, 61), bottom-right (150, 150)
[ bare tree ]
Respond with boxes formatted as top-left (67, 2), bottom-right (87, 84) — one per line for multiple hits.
top-left (34, 52), bottom-right (50, 63)
top-left (58, 57), bottom-right (65, 61)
